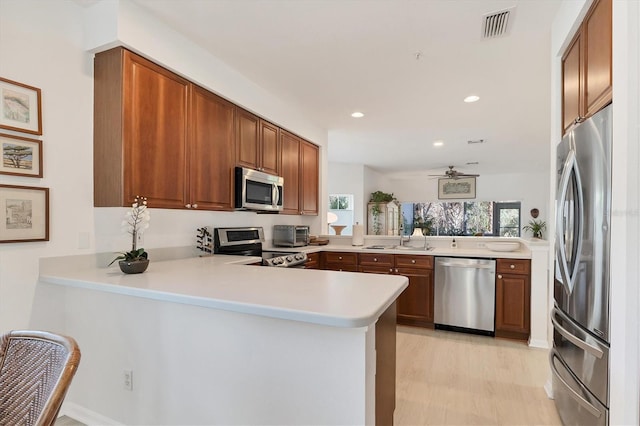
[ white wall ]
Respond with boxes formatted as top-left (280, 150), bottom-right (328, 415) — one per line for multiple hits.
top-left (329, 161), bottom-right (550, 236)
top-left (391, 172), bottom-right (550, 234)
top-left (327, 162), bottom-right (365, 232)
top-left (551, 1), bottom-right (640, 424)
top-left (0, 0), bottom-right (327, 331)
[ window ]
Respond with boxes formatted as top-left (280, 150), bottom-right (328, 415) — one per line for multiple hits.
top-left (401, 201), bottom-right (521, 237)
top-left (494, 202), bottom-right (521, 237)
top-left (328, 194), bottom-right (354, 235)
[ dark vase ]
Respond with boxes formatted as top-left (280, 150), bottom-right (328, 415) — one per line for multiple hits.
top-left (118, 259), bottom-right (149, 274)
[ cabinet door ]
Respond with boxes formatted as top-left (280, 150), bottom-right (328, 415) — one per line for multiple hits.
top-left (396, 267), bottom-right (434, 326)
top-left (584, 0), bottom-right (612, 116)
top-left (260, 120), bottom-right (280, 175)
top-left (300, 140), bottom-right (319, 215)
top-left (235, 109), bottom-right (260, 170)
top-left (305, 252), bottom-right (320, 269)
top-left (495, 273), bottom-right (531, 338)
top-left (189, 85), bottom-right (235, 210)
top-left (562, 34), bottom-right (581, 134)
top-left (123, 51), bottom-right (189, 209)
top-left (280, 131), bottom-right (300, 214)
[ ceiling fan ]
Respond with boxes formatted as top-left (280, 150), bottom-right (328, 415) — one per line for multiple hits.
top-left (429, 165), bottom-right (480, 179)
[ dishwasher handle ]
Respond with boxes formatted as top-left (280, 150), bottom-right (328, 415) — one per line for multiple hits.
top-left (438, 261), bottom-right (494, 269)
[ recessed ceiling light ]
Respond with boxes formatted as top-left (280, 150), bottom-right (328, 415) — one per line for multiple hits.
top-left (433, 140), bottom-right (444, 147)
top-left (464, 95), bottom-right (480, 103)
top-left (351, 112), bottom-right (364, 118)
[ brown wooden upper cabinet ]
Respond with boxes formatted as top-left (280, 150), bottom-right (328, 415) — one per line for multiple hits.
top-left (94, 47), bottom-right (235, 210)
top-left (235, 109), bottom-right (280, 176)
top-left (280, 130), bottom-right (319, 215)
top-left (562, 0), bottom-right (612, 134)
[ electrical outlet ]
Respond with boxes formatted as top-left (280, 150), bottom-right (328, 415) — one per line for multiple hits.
top-left (477, 242), bottom-right (486, 248)
top-left (123, 369), bottom-right (133, 391)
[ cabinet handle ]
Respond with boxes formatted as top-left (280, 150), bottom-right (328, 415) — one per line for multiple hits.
top-left (390, 268), bottom-right (393, 272)
top-left (574, 116), bottom-right (585, 125)
top-left (338, 256), bottom-right (343, 260)
top-left (411, 259), bottom-right (416, 264)
top-left (498, 274), bottom-right (503, 279)
top-left (192, 203), bottom-right (198, 209)
top-left (510, 264), bottom-right (515, 269)
top-left (185, 204), bottom-right (191, 208)
top-left (374, 258), bottom-right (378, 262)
top-left (395, 268), bottom-right (398, 273)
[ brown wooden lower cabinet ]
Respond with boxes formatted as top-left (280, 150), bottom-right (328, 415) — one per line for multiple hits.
top-left (375, 302), bottom-right (396, 426)
top-left (304, 252), bottom-right (320, 269)
top-left (322, 251), bottom-right (358, 272)
top-left (495, 258), bottom-right (531, 340)
top-left (395, 267), bottom-right (434, 327)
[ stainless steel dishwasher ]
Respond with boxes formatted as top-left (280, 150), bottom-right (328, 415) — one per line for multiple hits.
top-left (434, 257), bottom-right (496, 335)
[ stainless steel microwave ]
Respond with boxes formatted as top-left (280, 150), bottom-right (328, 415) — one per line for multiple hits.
top-left (234, 167), bottom-right (284, 212)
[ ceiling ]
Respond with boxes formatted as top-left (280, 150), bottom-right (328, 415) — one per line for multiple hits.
top-left (130, 0), bottom-right (561, 178)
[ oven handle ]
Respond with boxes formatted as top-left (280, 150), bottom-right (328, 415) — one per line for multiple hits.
top-left (549, 349), bottom-right (602, 418)
top-left (438, 262), bottom-right (493, 269)
top-left (551, 308), bottom-right (604, 359)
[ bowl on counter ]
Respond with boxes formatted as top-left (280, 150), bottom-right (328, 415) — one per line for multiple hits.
top-left (485, 242), bottom-right (520, 252)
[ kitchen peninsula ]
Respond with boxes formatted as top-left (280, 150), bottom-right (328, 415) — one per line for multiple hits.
top-left (32, 252), bottom-right (406, 425)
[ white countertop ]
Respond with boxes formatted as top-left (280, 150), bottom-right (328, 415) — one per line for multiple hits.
top-left (38, 254), bottom-right (408, 329)
top-left (265, 241), bottom-right (533, 259)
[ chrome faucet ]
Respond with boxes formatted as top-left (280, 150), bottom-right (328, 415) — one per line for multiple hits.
top-left (399, 234), bottom-right (410, 246)
top-left (423, 237), bottom-right (430, 250)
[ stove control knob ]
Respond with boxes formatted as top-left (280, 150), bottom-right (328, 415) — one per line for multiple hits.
top-left (286, 256), bottom-right (293, 262)
top-left (295, 254), bottom-right (304, 260)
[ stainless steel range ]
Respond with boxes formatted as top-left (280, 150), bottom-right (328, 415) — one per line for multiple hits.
top-left (211, 227), bottom-right (307, 268)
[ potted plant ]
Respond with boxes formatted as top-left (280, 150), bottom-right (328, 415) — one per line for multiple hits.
top-left (523, 219), bottom-right (546, 239)
top-left (369, 191), bottom-right (396, 235)
top-left (109, 195), bottom-right (151, 274)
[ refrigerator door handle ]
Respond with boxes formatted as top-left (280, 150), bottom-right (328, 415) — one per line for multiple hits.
top-left (555, 148), bottom-right (584, 295)
top-left (549, 350), bottom-right (603, 419)
top-left (551, 308), bottom-right (604, 359)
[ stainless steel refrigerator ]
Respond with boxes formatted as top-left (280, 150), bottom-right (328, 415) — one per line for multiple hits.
top-left (551, 103), bottom-right (612, 425)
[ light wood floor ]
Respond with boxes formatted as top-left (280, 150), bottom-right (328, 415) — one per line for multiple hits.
top-left (394, 326), bottom-right (562, 425)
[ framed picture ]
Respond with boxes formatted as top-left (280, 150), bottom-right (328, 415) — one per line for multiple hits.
top-left (0, 184), bottom-right (49, 243)
top-left (0, 77), bottom-right (42, 135)
top-left (0, 133), bottom-right (43, 177)
top-left (438, 177), bottom-right (476, 200)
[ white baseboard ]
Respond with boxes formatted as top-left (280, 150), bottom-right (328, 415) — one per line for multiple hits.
top-left (544, 379), bottom-right (554, 399)
top-left (528, 338), bottom-right (550, 349)
top-left (59, 401), bottom-right (122, 426)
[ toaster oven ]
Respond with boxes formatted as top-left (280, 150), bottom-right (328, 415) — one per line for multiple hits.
top-left (273, 225), bottom-right (310, 247)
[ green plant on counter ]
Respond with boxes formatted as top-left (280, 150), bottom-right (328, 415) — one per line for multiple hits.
top-left (109, 195), bottom-right (150, 266)
top-left (523, 219), bottom-right (546, 239)
top-left (369, 191), bottom-right (396, 235)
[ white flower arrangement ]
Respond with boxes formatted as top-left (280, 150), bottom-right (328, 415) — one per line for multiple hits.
top-left (109, 196), bottom-right (150, 265)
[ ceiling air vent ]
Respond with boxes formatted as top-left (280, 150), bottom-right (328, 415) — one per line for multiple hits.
top-left (482, 7), bottom-right (515, 39)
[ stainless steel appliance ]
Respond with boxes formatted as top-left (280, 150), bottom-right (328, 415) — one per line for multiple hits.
top-left (234, 167), bottom-right (284, 212)
top-left (273, 225), bottom-right (310, 247)
top-left (551, 103), bottom-right (611, 425)
top-left (434, 257), bottom-right (496, 335)
top-left (213, 227), bottom-right (307, 267)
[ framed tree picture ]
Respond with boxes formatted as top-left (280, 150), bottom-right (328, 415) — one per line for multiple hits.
top-left (0, 133), bottom-right (43, 177)
top-left (438, 177), bottom-right (476, 200)
top-left (0, 184), bottom-right (49, 243)
top-left (0, 77), bottom-right (42, 135)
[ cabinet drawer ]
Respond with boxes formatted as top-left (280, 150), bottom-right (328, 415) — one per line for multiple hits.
top-left (323, 252), bottom-right (358, 266)
top-left (496, 258), bottom-right (530, 275)
top-left (395, 255), bottom-right (433, 269)
top-left (359, 253), bottom-right (394, 267)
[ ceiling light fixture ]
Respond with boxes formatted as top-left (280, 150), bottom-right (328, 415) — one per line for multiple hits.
top-left (351, 112), bottom-right (364, 118)
top-left (464, 95), bottom-right (480, 103)
top-left (433, 141), bottom-right (444, 147)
